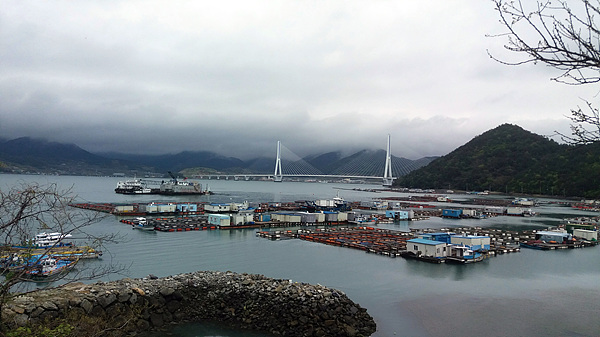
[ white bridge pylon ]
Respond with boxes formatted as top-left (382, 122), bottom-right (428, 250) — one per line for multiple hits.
top-left (382, 134), bottom-right (395, 186)
top-left (274, 140), bottom-right (283, 182)
top-left (273, 135), bottom-right (395, 186)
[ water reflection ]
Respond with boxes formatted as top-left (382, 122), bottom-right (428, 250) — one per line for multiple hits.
top-left (142, 320), bottom-right (275, 337)
top-left (403, 258), bottom-right (491, 281)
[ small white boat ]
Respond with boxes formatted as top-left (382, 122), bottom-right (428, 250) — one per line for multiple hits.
top-left (445, 245), bottom-right (484, 264)
top-left (349, 215), bottom-right (377, 225)
top-left (132, 217), bottom-right (155, 231)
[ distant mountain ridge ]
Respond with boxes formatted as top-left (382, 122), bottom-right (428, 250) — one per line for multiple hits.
top-left (0, 137), bottom-right (151, 175)
top-left (101, 151), bottom-right (246, 173)
top-left (397, 124), bottom-right (600, 198)
top-left (0, 137), bottom-right (435, 177)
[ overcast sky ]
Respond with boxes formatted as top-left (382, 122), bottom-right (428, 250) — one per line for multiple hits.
top-left (1, 1), bottom-right (598, 160)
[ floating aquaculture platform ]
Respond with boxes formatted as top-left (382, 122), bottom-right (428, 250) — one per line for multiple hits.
top-left (258, 226), bottom-right (412, 257)
top-left (256, 226), bottom-right (527, 262)
top-left (120, 218), bottom-right (217, 232)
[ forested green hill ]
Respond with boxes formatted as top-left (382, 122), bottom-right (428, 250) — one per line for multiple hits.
top-left (396, 124), bottom-right (600, 198)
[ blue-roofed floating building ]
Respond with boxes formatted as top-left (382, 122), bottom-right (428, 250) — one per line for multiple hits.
top-left (418, 232), bottom-right (453, 244)
top-left (385, 210), bottom-right (413, 220)
top-left (405, 238), bottom-right (448, 259)
top-left (450, 235), bottom-right (491, 251)
top-left (176, 203), bottom-right (198, 213)
top-left (256, 213), bottom-right (271, 222)
top-left (442, 209), bottom-right (462, 219)
top-left (207, 214), bottom-right (230, 227)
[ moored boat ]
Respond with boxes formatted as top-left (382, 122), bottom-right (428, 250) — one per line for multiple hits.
top-left (131, 217), bottom-right (155, 231)
top-left (305, 192), bottom-right (351, 212)
top-left (445, 245), bottom-right (485, 264)
top-left (349, 216), bottom-right (377, 225)
top-left (34, 232), bottom-right (73, 248)
top-left (24, 258), bottom-right (77, 280)
top-left (115, 178), bottom-right (158, 194)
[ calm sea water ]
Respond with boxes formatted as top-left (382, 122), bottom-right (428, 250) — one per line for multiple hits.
top-left (2, 174), bottom-right (599, 337)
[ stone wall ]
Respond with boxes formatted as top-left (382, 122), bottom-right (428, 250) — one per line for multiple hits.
top-left (2, 271), bottom-right (377, 336)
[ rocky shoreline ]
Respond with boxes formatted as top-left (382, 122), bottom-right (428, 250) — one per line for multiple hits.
top-left (2, 271), bottom-right (377, 336)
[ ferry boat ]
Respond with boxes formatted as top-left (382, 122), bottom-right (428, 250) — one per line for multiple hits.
top-left (114, 178), bottom-right (156, 194)
top-left (34, 232), bottom-right (73, 248)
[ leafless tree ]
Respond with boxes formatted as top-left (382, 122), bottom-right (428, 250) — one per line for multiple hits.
top-left (0, 182), bottom-right (125, 329)
top-left (489, 0), bottom-right (600, 144)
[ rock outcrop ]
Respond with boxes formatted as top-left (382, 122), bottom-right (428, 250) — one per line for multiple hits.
top-left (2, 271), bottom-right (376, 336)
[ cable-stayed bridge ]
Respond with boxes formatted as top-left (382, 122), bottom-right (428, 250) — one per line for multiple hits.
top-left (197, 135), bottom-right (416, 186)
top-left (273, 135), bottom-right (394, 186)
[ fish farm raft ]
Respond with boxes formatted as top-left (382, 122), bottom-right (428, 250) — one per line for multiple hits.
top-left (70, 196), bottom-right (599, 265)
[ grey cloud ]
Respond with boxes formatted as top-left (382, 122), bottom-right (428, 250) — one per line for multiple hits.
top-left (0, 1), bottom-right (593, 161)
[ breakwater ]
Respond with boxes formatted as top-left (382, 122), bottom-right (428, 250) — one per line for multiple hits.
top-left (2, 271), bottom-right (376, 337)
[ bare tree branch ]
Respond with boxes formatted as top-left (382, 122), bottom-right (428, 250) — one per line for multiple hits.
top-left (0, 182), bottom-right (126, 330)
top-left (489, 0), bottom-right (600, 144)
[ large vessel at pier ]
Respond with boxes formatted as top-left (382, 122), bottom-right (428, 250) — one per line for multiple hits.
top-left (158, 179), bottom-right (206, 195)
top-left (114, 172), bottom-right (211, 195)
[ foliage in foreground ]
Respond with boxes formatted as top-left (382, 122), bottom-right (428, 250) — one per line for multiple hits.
top-left (6, 323), bottom-right (75, 337)
top-left (0, 183), bottom-right (123, 333)
top-left (3, 305), bottom-right (141, 337)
